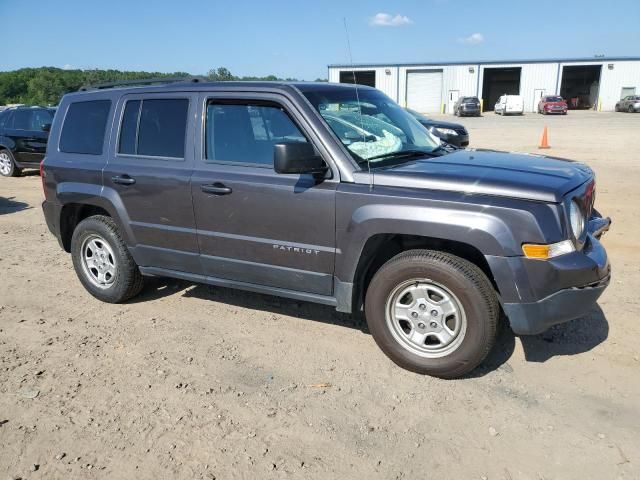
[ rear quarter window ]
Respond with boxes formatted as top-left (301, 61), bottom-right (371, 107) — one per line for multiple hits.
top-left (59, 100), bottom-right (111, 155)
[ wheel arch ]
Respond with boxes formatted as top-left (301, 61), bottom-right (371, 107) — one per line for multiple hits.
top-left (0, 137), bottom-right (16, 152)
top-left (348, 233), bottom-right (499, 315)
top-left (57, 184), bottom-right (135, 252)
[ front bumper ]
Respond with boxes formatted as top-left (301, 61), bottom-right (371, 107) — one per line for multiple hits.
top-left (489, 216), bottom-right (611, 335)
top-left (503, 275), bottom-right (609, 335)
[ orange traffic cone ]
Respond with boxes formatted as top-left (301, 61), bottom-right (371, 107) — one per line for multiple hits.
top-left (539, 126), bottom-right (550, 149)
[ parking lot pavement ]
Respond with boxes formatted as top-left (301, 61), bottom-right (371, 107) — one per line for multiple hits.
top-left (1, 111), bottom-right (639, 479)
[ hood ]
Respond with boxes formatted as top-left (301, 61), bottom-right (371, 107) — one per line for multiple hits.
top-left (417, 118), bottom-right (465, 130)
top-left (371, 149), bottom-right (594, 202)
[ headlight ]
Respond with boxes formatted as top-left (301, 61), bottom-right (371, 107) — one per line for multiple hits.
top-left (569, 200), bottom-right (585, 239)
top-left (433, 127), bottom-right (458, 136)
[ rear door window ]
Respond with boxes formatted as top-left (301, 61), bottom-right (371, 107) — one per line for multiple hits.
top-left (30, 109), bottom-right (53, 130)
top-left (60, 100), bottom-right (111, 155)
top-left (118, 100), bottom-right (140, 155)
top-left (117, 98), bottom-right (189, 159)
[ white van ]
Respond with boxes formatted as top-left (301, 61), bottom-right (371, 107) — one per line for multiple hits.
top-left (494, 95), bottom-right (524, 115)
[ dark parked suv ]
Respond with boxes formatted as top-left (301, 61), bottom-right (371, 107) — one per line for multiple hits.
top-left (0, 105), bottom-right (55, 176)
top-left (405, 109), bottom-right (469, 147)
top-left (453, 96), bottom-right (481, 116)
top-left (41, 79), bottom-right (611, 378)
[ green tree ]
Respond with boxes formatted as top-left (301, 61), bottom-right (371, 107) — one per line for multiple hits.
top-left (0, 66), bottom-right (312, 106)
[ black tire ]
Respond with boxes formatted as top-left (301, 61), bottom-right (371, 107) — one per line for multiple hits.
top-left (614, 104), bottom-right (619, 112)
top-left (71, 215), bottom-right (144, 303)
top-left (364, 250), bottom-right (498, 378)
top-left (0, 149), bottom-right (21, 177)
top-left (629, 106), bottom-right (635, 113)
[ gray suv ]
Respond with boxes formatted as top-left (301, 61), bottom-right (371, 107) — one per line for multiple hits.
top-left (41, 80), bottom-right (611, 378)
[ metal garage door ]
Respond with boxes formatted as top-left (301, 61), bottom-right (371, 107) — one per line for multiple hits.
top-left (406, 70), bottom-right (443, 113)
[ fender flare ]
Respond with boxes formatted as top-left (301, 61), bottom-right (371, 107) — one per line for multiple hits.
top-left (335, 203), bottom-right (532, 284)
top-left (56, 182), bottom-right (137, 247)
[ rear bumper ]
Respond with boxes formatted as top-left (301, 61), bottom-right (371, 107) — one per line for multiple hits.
top-left (460, 107), bottom-right (480, 116)
top-left (42, 200), bottom-right (64, 249)
top-left (488, 216), bottom-right (611, 335)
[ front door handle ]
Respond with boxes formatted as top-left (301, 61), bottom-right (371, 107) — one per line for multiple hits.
top-left (201, 183), bottom-right (232, 195)
top-left (112, 175), bottom-right (136, 185)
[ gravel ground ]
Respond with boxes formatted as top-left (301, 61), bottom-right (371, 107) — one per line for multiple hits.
top-left (1, 110), bottom-right (639, 479)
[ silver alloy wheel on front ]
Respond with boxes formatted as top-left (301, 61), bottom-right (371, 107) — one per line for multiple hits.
top-left (80, 234), bottom-right (117, 289)
top-left (0, 152), bottom-right (12, 176)
top-left (385, 279), bottom-right (467, 358)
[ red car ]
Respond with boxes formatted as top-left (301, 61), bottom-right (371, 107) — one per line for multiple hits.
top-left (537, 95), bottom-right (568, 115)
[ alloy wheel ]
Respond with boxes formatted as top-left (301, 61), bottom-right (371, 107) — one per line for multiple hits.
top-left (385, 279), bottom-right (467, 358)
top-left (80, 234), bottom-right (117, 289)
top-left (0, 152), bottom-right (12, 176)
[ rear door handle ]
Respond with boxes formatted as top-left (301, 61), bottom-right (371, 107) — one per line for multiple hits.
top-left (201, 183), bottom-right (232, 195)
top-left (112, 175), bottom-right (136, 185)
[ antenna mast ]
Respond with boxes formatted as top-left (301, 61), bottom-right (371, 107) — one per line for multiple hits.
top-left (343, 17), bottom-right (373, 191)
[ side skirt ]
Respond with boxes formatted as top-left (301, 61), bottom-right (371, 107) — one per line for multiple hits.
top-left (139, 266), bottom-right (338, 308)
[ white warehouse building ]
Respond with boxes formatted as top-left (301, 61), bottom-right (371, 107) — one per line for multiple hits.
top-left (327, 57), bottom-right (640, 113)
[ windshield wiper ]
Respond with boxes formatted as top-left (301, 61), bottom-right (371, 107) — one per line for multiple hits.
top-left (364, 149), bottom-right (432, 163)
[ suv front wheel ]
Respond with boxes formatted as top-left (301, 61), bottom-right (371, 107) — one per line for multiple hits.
top-left (365, 250), bottom-right (498, 378)
top-left (71, 215), bottom-right (144, 303)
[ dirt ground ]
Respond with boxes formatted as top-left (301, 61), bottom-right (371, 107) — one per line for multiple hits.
top-left (1, 111), bottom-right (639, 480)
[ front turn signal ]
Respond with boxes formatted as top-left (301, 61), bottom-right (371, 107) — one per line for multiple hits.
top-left (522, 240), bottom-right (575, 260)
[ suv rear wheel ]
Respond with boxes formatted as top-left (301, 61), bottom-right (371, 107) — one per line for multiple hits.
top-left (0, 150), bottom-right (20, 177)
top-left (365, 250), bottom-right (498, 378)
top-left (71, 215), bottom-right (143, 303)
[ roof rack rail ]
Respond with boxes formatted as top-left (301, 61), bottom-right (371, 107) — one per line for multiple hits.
top-left (78, 76), bottom-right (206, 91)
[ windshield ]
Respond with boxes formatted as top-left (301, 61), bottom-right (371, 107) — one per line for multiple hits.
top-left (302, 88), bottom-right (440, 164)
top-left (545, 96), bottom-right (564, 102)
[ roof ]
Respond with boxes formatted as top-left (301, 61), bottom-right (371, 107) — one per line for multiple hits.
top-left (328, 56), bottom-right (640, 69)
top-left (66, 80), bottom-right (369, 98)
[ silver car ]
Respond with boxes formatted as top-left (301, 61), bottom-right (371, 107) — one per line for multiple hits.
top-left (615, 95), bottom-right (640, 113)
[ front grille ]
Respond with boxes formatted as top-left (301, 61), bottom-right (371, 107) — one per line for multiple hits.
top-left (455, 128), bottom-right (468, 136)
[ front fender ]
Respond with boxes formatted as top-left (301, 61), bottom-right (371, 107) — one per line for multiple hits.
top-left (334, 185), bottom-right (562, 285)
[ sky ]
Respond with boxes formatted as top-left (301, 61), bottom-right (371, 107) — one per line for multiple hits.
top-left (1, 0), bottom-right (638, 80)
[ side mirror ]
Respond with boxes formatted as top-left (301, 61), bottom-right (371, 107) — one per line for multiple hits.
top-left (42, 123), bottom-right (52, 132)
top-left (274, 142), bottom-right (327, 175)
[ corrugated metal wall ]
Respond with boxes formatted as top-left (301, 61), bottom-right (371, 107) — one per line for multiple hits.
top-left (328, 59), bottom-right (640, 112)
top-left (594, 61), bottom-right (640, 110)
top-left (328, 66), bottom-right (398, 102)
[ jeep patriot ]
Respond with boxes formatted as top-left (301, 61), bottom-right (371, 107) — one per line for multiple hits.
top-left (41, 79), bottom-right (611, 378)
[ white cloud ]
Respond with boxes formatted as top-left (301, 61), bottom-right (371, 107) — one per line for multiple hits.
top-left (458, 33), bottom-right (484, 45)
top-left (369, 13), bottom-right (413, 27)
top-left (62, 64), bottom-right (75, 70)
